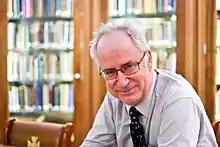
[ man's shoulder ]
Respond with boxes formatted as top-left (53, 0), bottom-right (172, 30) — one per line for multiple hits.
top-left (155, 69), bottom-right (202, 107)
top-left (156, 69), bottom-right (195, 94)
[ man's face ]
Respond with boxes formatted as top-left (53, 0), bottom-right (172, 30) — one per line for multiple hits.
top-left (97, 30), bottom-right (153, 106)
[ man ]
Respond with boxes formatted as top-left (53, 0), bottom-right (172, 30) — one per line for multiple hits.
top-left (81, 20), bottom-right (218, 147)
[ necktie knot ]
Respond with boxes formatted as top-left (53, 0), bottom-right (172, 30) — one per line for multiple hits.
top-left (129, 106), bottom-right (142, 120)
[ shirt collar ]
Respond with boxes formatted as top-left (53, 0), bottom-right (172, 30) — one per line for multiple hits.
top-left (126, 70), bottom-right (157, 118)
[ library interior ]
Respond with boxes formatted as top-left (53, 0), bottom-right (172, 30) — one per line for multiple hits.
top-left (0, 0), bottom-right (219, 146)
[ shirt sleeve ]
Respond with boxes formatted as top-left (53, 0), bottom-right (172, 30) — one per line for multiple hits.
top-left (80, 94), bottom-right (117, 147)
top-left (157, 97), bottom-right (201, 147)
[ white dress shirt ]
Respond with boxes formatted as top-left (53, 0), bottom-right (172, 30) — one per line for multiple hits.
top-left (81, 69), bottom-right (218, 147)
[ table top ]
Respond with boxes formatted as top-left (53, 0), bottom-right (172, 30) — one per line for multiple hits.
top-left (0, 145), bottom-right (16, 147)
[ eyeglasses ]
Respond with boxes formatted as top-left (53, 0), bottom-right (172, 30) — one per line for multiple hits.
top-left (99, 51), bottom-right (146, 80)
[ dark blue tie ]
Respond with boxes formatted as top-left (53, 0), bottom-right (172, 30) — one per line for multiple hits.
top-left (129, 106), bottom-right (147, 147)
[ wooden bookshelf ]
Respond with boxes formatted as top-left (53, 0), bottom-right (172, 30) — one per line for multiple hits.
top-left (7, 0), bottom-right (74, 116)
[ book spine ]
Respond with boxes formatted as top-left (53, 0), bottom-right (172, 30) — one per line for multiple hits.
top-left (43, 84), bottom-right (50, 111)
top-left (34, 81), bottom-right (43, 111)
top-left (55, 0), bottom-right (62, 16)
top-left (53, 85), bottom-right (60, 111)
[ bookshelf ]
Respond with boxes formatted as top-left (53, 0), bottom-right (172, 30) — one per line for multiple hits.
top-left (0, 0), bottom-right (108, 145)
top-left (7, 0), bottom-right (74, 121)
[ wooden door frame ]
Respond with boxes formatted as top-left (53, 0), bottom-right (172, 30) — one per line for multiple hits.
top-left (0, 0), bottom-right (9, 144)
top-left (73, 0), bottom-right (108, 146)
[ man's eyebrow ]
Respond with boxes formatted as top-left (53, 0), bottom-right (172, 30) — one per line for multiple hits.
top-left (102, 60), bottom-right (136, 71)
top-left (120, 60), bottom-right (135, 67)
top-left (102, 67), bottom-right (116, 71)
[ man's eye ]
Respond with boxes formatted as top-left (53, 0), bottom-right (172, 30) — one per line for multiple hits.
top-left (105, 70), bottom-right (116, 75)
top-left (123, 64), bottom-right (135, 70)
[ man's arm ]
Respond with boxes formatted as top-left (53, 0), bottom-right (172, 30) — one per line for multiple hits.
top-left (157, 97), bottom-right (217, 147)
top-left (80, 95), bottom-right (117, 147)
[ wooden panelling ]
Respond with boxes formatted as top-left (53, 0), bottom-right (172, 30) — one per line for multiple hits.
top-left (0, 0), bottom-right (8, 144)
top-left (176, 0), bottom-right (197, 88)
top-left (91, 0), bottom-right (108, 120)
top-left (73, 0), bottom-right (92, 146)
top-left (73, 0), bottom-right (108, 146)
top-left (205, 0), bottom-right (217, 123)
top-left (195, 0), bottom-right (207, 104)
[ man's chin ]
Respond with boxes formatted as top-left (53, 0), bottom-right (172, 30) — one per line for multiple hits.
top-left (121, 96), bottom-right (141, 106)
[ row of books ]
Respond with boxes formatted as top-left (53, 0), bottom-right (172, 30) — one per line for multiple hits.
top-left (8, 0), bottom-right (73, 18)
top-left (8, 21), bottom-right (73, 50)
top-left (9, 83), bottom-right (73, 112)
top-left (7, 52), bottom-right (73, 82)
top-left (147, 20), bottom-right (176, 47)
top-left (152, 51), bottom-right (176, 72)
top-left (109, 0), bottom-right (176, 16)
top-left (110, 18), bottom-right (176, 48)
top-left (153, 48), bottom-right (220, 84)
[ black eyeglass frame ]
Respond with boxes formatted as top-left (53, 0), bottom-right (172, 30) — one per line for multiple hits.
top-left (99, 51), bottom-right (147, 80)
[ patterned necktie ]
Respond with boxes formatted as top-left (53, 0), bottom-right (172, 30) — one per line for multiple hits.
top-left (129, 106), bottom-right (147, 147)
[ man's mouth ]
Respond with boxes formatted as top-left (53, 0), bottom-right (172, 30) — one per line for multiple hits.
top-left (117, 86), bottom-right (136, 93)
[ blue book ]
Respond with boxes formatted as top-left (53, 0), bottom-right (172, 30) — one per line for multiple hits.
top-left (34, 81), bottom-right (43, 111)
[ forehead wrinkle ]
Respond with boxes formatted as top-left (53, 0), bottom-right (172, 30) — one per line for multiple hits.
top-left (97, 29), bottom-right (135, 53)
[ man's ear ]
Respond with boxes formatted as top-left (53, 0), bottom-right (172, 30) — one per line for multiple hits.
top-left (146, 50), bottom-right (153, 70)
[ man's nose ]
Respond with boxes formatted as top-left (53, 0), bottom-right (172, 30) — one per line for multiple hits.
top-left (116, 71), bottom-right (129, 88)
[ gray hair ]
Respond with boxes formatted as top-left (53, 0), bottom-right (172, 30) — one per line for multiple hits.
top-left (90, 19), bottom-right (150, 66)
